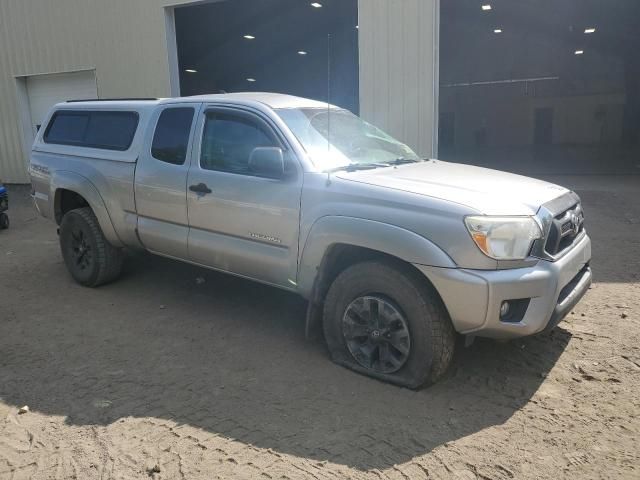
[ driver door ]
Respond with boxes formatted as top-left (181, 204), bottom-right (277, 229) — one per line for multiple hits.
top-left (186, 106), bottom-right (302, 288)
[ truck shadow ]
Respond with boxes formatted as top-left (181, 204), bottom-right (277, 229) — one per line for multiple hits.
top-left (0, 253), bottom-right (571, 472)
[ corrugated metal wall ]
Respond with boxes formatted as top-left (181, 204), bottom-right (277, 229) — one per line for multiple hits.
top-left (0, 0), bottom-right (193, 183)
top-left (0, 0), bottom-right (437, 183)
top-left (359, 0), bottom-right (438, 158)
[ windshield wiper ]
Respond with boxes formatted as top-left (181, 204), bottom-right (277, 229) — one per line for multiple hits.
top-left (384, 158), bottom-right (422, 166)
top-left (326, 163), bottom-right (388, 173)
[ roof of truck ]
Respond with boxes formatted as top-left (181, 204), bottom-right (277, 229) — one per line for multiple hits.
top-left (60, 92), bottom-right (336, 111)
top-left (166, 92), bottom-right (336, 109)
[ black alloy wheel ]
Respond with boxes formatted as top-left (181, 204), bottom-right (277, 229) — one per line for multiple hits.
top-left (342, 295), bottom-right (411, 374)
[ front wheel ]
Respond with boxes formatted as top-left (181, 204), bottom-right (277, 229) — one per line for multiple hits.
top-left (59, 207), bottom-right (123, 287)
top-left (323, 261), bottom-right (456, 389)
top-left (0, 213), bottom-right (8, 229)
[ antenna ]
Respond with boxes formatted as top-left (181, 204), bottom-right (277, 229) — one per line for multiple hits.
top-left (326, 32), bottom-right (333, 186)
top-left (326, 33), bottom-right (331, 153)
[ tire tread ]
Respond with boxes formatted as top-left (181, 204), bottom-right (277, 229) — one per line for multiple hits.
top-left (61, 207), bottom-right (123, 287)
top-left (323, 260), bottom-right (456, 389)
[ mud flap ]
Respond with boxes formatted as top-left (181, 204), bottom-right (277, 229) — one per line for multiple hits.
top-left (305, 301), bottom-right (323, 341)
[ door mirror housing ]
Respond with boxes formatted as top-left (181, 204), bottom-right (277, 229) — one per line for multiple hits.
top-left (248, 147), bottom-right (285, 179)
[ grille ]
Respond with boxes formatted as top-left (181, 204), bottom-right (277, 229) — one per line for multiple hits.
top-left (545, 203), bottom-right (584, 256)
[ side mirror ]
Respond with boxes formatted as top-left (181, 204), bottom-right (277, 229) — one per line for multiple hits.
top-left (248, 147), bottom-right (285, 179)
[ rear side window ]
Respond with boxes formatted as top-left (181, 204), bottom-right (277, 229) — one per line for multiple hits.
top-left (151, 107), bottom-right (195, 165)
top-left (44, 110), bottom-right (139, 151)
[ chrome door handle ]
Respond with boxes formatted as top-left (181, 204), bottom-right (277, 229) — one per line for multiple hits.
top-left (189, 183), bottom-right (212, 195)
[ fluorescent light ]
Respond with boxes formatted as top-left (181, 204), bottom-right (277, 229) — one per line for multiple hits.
top-left (185, 69), bottom-right (197, 73)
top-left (481, 5), bottom-right (492, 11)
top-left (311, 2), bottom-right (322, 8)
top-left (584, 27), bottom-right (596, 34)
top-left (575, 50), bottom-right (584, 55)
top-left (243, 34), bottom-right (255, 40)
top-left (298, 51), bottom-right (308, 55)
top-left (246, 78), bottom-right (256, 82)
top-left (494, 28), bottom-right (502, 33)
top-left (356, 25), bottom-right (359, 29)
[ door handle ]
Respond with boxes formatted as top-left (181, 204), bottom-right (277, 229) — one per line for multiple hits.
top-left (189, 183), bottom-right (212, 195)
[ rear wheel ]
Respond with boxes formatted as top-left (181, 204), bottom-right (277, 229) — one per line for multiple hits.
top-left (0, 213), bottom-right (8, 229)
top-left (59, 207), bottom-right (123, 287)
top-left (323, 260), bottom-right (456, 389)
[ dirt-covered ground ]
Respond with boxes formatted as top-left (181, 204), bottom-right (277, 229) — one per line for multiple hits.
top-left (1, 176), bottom-right (638, 480)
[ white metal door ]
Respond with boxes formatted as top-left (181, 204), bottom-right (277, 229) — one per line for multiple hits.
top-left (26, 70), bottom-right (97, 135)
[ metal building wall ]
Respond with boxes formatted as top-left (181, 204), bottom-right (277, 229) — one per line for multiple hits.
top-left (0, 0), bottom-right (196, 183)
top-left (358, 0), bottom-right (439, 158)
top-left (0, 0), bottom-right (438, 183)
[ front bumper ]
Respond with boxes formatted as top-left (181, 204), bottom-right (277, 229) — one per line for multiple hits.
top-left (416, 233), bottom-right (592, 339)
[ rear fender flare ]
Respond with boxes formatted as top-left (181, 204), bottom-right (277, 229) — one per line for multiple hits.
top-left (51, 171), bottom-right (123, 247)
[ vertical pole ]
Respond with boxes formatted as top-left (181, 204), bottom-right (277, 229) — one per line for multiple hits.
top-left (327, 33), bottom-right (332, 152)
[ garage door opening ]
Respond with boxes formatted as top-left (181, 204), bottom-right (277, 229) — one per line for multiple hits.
top-left (174, 0), bottom-right (359, 113)
top-left (439, 0), bottom-right (640, 175)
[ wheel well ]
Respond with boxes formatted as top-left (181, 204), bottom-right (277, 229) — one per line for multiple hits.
top-left (54, 189), bottom-right (89, 224)
top-left (304, 243), bottom-right (445, 340)
top-left (311, 244), bottom-right (429, 305)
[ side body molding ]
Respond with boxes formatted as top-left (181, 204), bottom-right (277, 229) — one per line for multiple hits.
top-left (297, 216), bottom-right (456, 299)
top-left (51, 170), bottom-right (123, 247)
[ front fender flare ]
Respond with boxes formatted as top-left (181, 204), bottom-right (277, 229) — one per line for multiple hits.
top-left (297, 216), bottom-right (456, 299)
top-left (51, 170), bottom-right (123, 247)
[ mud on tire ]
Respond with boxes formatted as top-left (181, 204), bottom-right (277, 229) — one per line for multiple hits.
top-left (59, 207), bottom-right (124, 287)
top-left (323, 260), bottom-right (456, 389)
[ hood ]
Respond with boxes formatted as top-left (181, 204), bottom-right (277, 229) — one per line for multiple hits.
top-left (336, 160), bottom-right (569, 215)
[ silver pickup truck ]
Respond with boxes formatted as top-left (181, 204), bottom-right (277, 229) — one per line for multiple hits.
top-left (30, 93), bottom-right (592, 388)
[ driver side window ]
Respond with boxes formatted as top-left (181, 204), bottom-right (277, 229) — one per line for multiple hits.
top-left (201, 112), bottom-right (278, 174)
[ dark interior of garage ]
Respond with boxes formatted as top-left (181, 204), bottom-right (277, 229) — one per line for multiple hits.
top-left (439, 0), bottom-right (640, 174)
top-left (175, 0), bottom-right (359, 114)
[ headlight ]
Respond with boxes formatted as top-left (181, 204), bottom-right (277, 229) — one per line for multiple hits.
top-left (464, 216), bottom-right (542, 260)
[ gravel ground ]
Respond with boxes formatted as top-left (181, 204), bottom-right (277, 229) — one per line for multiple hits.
top-left (0, 176), bottom-right (638, 480)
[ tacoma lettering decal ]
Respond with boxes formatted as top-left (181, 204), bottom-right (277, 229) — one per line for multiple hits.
top-left (250, 232), bottom-right (282, 244)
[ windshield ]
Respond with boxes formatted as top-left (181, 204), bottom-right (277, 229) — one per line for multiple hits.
top-left (276, 107), bottom-right (421, 170)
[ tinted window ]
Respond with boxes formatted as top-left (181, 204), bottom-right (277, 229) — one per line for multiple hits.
top-left (151, 108), bottom-right (195, 165)
top-left (44, 110), bottom-right (139, 151)
top-left (44, 112), bottom-right (89, 144)
top-left (201, 112), bottom-right (277, 173)
top-left (84, 112), bottom-right (139, 150)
